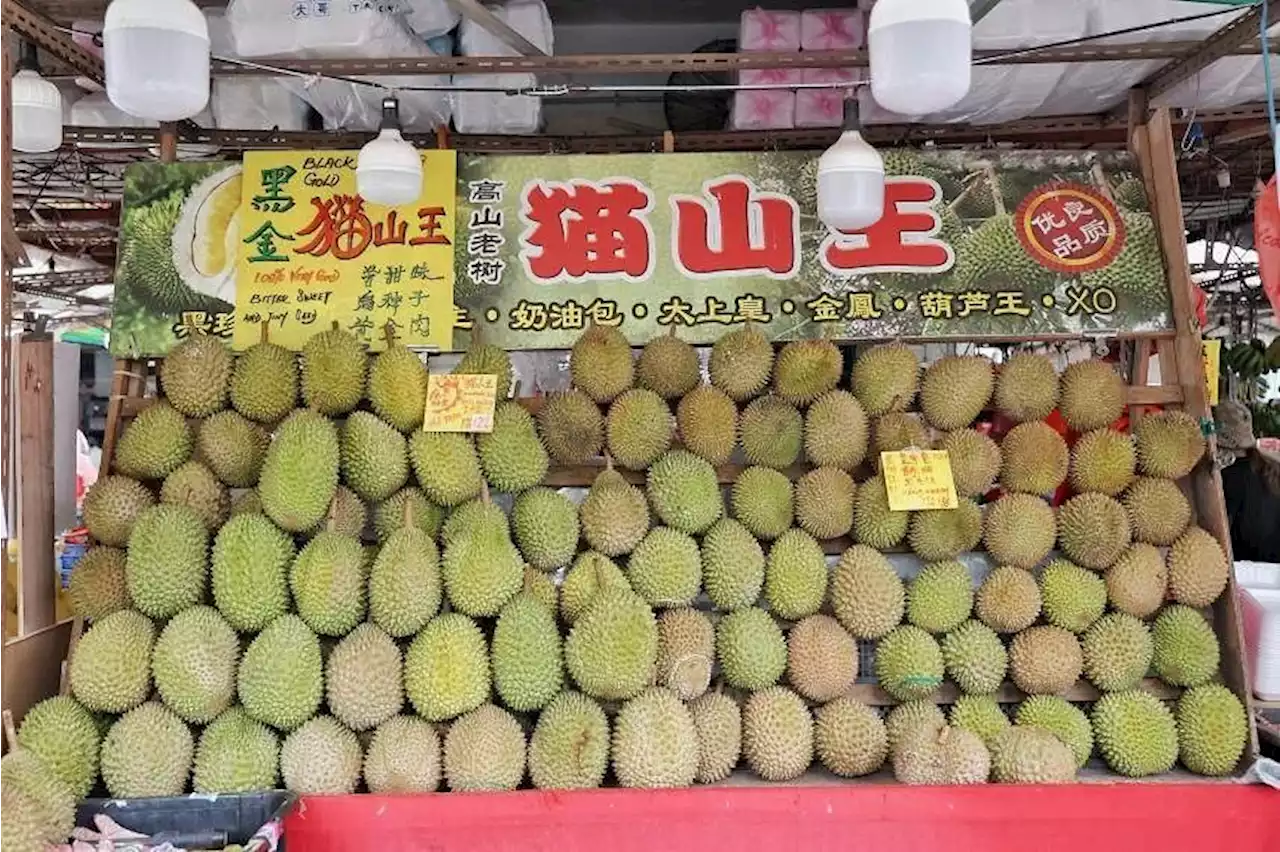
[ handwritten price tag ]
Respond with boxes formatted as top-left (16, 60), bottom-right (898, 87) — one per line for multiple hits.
top-left (880, 449), bottom-right (959, 512)
top-left (424, 374), bottom-right (497, 433)
top-left (1202, 339), bottom-right (1221, 407)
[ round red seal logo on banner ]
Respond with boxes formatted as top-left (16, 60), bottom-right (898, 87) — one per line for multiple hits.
top-left (1013, 182), bottom-right (1125, 275)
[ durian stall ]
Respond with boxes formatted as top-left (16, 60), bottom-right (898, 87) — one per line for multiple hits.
top-left (4, 0), bottom-right (1280, 850)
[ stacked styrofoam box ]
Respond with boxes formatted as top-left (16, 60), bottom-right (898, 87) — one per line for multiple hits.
top-left (207, 9), bottom-right (310, 131)
top-left (453, 0), bottom-right (552, 134)
top-left (68, 91), bottom-right (220, 156)
top-left (1237, 561), bottom-right (1280, 701)
top-left (225, 0), bottom-right (451, 131)
top-left (733, 8), bottom-right (864, 131)
top-left (733, 9), bottom-right (800, 130)
top-left (796, 9), bottom-right (864, 128)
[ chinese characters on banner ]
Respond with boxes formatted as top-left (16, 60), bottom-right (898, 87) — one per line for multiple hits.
top-left (233, 151), bottom-right (457, 351)
top-left (450, 151), bottom-right (1172, 349)
top-left (880, 450), bottom-right (960, 512)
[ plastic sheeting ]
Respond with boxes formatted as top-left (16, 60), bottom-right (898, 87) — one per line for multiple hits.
top-left (225, 0), bottom-right (451, 131)
top-left (206, 9), bottom-right (310, 132)
top-left (67, 91), bottom-right (220, 156)
top-left (458, 0), bottom-right (554, 57)
top-left (452, 1), bottom-right (552, 133)
top-left (859, 0), bottom-right (1278, 124)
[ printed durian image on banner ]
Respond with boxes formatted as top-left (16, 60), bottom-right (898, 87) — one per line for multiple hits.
top-left (110, 162), bottom-right (243, 357)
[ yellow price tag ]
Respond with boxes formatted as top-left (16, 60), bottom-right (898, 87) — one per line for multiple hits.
top-left (1202, 339), bottom-right (1221, 407)
top-left (880, 449), bottom-right (959, 512)
top-left (423, 374), bottom-right (497, 433)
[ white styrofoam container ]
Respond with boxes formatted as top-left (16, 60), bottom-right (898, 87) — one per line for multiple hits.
top-left (1237, 561), bottom-right (1280, 702)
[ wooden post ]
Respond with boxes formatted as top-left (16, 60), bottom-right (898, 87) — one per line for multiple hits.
top-left (2, 13), bottom-right (15, 644)
top-left (17, 318), bottom-right (55, 635)
top-left (1134, 106), bottom-right (1258, 757)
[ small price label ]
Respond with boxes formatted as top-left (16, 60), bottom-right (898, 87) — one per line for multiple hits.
top-left (880, 449), bottom-right (959, 512)
top-left (424, 374), bottom-right (498, 433)
top-left (1202, 339), bottom-right (1221, 407)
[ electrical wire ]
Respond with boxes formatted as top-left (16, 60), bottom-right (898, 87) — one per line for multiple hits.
top-left (49, 2), bottom-right (1264, 98)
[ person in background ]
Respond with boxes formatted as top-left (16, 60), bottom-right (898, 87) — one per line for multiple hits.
top-left (1217, 400), bottom-right (1280, 564)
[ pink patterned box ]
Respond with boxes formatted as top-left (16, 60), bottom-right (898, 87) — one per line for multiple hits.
top-left (800, 8), bottom-right (864, 51)
top-left (739, 68), bottom-right (804, 87)
top-left (739, 8), bottom-right (802, 52)
top-left (731, 90), bottom-right (796, 130)
top-left (796, 68), bottom-right (860, 127)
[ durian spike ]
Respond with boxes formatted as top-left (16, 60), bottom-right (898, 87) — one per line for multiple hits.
top-left (2, 709), bottom-right (17, 751)
top-left (259, 320), bottom-right (270, 344)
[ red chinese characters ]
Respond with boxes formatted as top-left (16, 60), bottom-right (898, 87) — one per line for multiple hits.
top-left (294, 196), bottom-right (452, 261)
top-left (295, 195), bottom-right (373, 261)
top-left (519, 179), bottom-right (655, 282)
top-left (670, 176), bottom-right (799, 278)
top-left (820, 178), bottom-right (956, 275)
top-left (1014, 182), bottom-right (1124, 274)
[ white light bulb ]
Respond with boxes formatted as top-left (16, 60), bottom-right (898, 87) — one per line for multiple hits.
top-left (816, 101), bottom-right (885, 233)
top-left (103, 0), bottom-right (210, 121)
top-left (869, 0), bottom-right (972, 116)
top-left (12, 69), bottom-right (62, 153)
top-left (357, 98), bottom-right (423, 207)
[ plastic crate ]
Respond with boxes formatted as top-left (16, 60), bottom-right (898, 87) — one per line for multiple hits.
top-left (77, 791), bottom-right (295, 850)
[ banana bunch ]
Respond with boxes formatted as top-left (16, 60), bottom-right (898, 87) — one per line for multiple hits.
top-left (1224, 338), bottom-right (1280, 381)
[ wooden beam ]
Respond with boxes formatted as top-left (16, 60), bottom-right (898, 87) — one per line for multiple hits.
top-left (441, 0), bottom-right (547, 57)
top-left (1, 0), bottom-right (104, 85)
top-left (1136, 1), bottom-right (1279, 111)
top-left (17, 321), bottom-right (55, 635)
top-left (1214, 121), bottom-right (1272, 147)
top-left (1, 40), bottom-right (12, 645)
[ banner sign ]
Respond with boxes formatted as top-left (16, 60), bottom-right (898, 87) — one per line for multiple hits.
top-left (450, 150), bottom-right (1170, 348)
top-left (108, 149), bottom-right (1171, 357)
top-left (233, 151), bottom-right (456, 351)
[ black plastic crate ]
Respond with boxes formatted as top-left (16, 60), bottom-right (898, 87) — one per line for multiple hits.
top-left (77, 791), bottom-right (296, 850)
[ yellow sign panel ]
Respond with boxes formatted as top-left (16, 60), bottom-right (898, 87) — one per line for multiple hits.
top-left (232, 150), bottom-right (457, 352)
top-left (424, 374), bottom-right (498, 433)
top-left (1202, 338), bottom-right (1221, 406)
top-left (881, 450), bottom-right (960, 512)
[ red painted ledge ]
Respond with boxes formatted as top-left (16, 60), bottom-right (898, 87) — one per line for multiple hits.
top-left (284, 784), bottom-right (1280, 852)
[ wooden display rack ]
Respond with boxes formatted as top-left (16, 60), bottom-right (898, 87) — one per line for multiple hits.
top-left (2, 108), bottom-right (1275, 851)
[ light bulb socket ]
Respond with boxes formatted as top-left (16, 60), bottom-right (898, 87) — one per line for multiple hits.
top-left (841, 97), bottom-right (861, 134)
top-left (17, 39), bottom-right (40, 73)
top-left (380, 96), bottom-right (403, 132)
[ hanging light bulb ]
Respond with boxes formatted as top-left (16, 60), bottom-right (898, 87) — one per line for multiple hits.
top-left (103, 0), bottom-right (210, 121)
top-left (357, 96), bottom-right (423, 207)
top-left (816, 98), bottom-right (884, 233)
top-left (11, 41), bottom-right (62, 154)
top-left (869, 0), bottom-right (972, 115)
